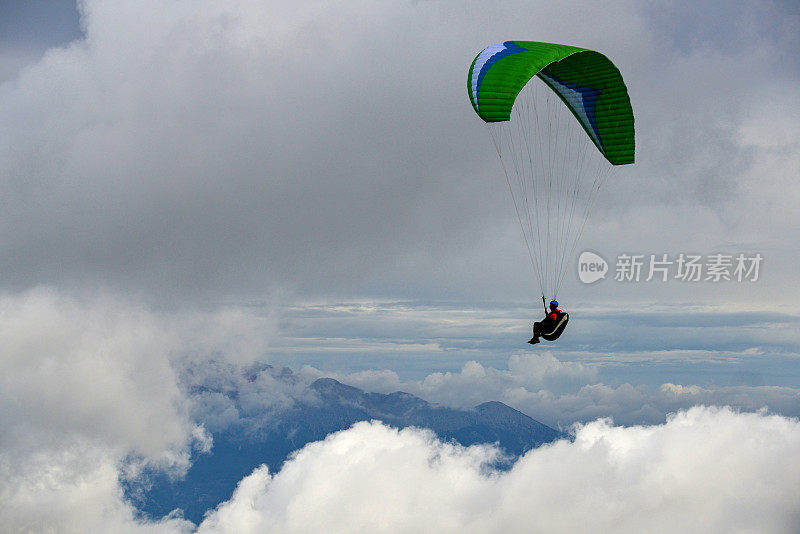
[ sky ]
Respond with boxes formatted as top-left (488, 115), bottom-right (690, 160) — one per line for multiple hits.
top-left (1, 0), bottom-right (800, 532)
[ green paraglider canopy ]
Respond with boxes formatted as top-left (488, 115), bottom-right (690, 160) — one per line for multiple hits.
top-left (468, 41), bottom-right (634, 165)
top-left (467, 41), bottom-right (635, 302)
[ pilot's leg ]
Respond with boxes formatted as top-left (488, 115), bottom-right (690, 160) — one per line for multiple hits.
top-left (528, 322), bottom-right (540, 344)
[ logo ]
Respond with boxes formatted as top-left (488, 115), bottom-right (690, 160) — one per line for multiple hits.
top-left (576, 250), bottom-right (762, 284)
top-left (578, 251), bottom-right (609, 284)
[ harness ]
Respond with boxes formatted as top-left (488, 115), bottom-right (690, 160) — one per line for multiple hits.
top-left (541, 311), bottom-right (568, 337)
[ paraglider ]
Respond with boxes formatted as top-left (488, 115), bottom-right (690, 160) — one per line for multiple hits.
top-left (467, 41), bottom-right (635, 343)
top-left (529, 300), bottom-right (568, 344)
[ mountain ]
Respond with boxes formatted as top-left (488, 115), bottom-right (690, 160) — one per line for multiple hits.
top-left (126, 374), bottom-right (561, 524)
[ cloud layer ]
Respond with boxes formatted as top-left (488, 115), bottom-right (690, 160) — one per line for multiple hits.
top-left (1, 0), bottom-right (798, 305)
top-left (302, 353), bottom-right (800, 428)
top-left (0, 287), bottom-right (798, 532)
top-left (199, 409), bottom-right (800, 534)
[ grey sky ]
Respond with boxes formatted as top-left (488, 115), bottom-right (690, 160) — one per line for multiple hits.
top-left (0, 0), bottom-right (797, 408)
top-left (1, 4), bottom-right (799, 529)
top-left (0, 0), bottom-right (797, 310)
top-left (0, 0), bottom-right (82, 81)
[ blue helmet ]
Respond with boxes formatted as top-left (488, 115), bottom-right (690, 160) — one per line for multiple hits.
top-left (549, 300), bottom-right (559, 308)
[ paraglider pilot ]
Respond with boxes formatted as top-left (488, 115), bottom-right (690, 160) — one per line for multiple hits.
top-left (529, 300), bottom-right (568, 344)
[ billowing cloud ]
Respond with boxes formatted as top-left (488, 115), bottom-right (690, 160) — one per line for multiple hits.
top-left (0, 287), bottom-right (274, 532)
top-left (0, 0), bottom-right (798, 304)
top-left (1, 445), bottom-right (194, 534)
top-left (198, 409), bottom-right (800, 534)
top-left (0, 0), bottom-right (503, 301)
top-left (179, 358), bottom-right (319, 434)
top-left (0, 287), bottom-right (191, 459)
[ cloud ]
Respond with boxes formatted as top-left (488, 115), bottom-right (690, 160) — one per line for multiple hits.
top-left (0, 287), bottom-right (278, 532)
top-left (0, 286), bottom-right (798, 532)
top-left (0, 0), bottom-right (502, 301)
top-left (389, 353), bottom-right (597, 410)
top-left (180, 359), bottom-right (318, 434)
top-left (502, 380), bottom-right (800, 428)
top-left (0, 287), bottom-right (191, 459)
top-left (1, 444), bottom-right (194, 534)
top-left (0, 1), bottom-right (83, 83)
top-left (275, 299), bottom-right (800, 427)
top-left (0, 287), bottom-right (192, 531)
top-left (0, 1), bottom-right (798, 530)
top-left (305, 350), bottom-right (800, 428)
top-left (198, 408), bottom-right (800, 534)
top-left (0, 0), bottom-right (797, 305)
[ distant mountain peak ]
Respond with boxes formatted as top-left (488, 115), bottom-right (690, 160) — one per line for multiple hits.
top-left (475, 400), bottom-right (516, 412)
top-left (310, 377), bottom-right (363, 403)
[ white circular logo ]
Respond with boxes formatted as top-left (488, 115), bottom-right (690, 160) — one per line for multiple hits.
top-left (578, 251), bottom-right (608, 284)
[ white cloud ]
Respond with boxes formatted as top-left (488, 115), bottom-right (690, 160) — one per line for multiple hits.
top-left (0, 287), bottom-right (278, 532)
top-left (0, 287), bottom-right (191, 459)
top-left (412, 353), bottom-right (598, 409)
top-left (198, 408), bottom-right (800, 534)
top-left (0, 444), bottom-right (194, 533)
top-left (309, 352), bottom-right (800, 428)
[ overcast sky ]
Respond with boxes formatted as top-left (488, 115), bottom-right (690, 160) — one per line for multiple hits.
top-left (1, 1), bottom-right (799, 531)
top-left (1, 0), bottom-right (798, 308)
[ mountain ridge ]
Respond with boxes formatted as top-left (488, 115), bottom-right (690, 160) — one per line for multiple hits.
top-left (126, 371), bottom-right (562, 524)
